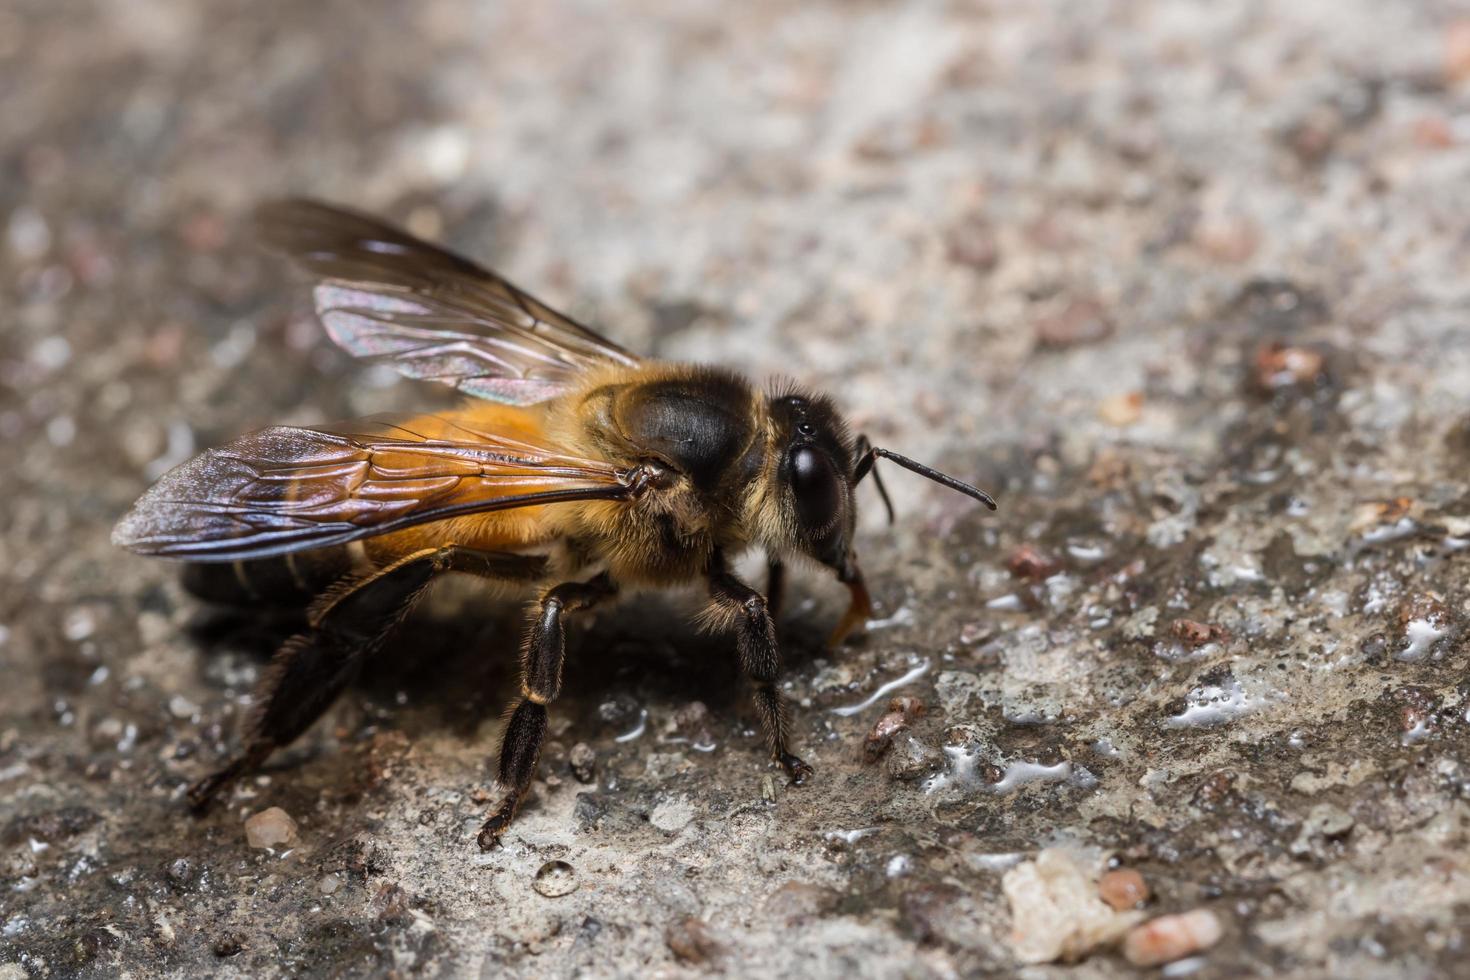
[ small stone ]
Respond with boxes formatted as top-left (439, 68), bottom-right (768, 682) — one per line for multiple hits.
top-left (1446, 19), bottom-right (1470, 83)
top-left (1003, 849), bottom-right (1143, 964)
top-left (1034, 299), bottom-right (1113, 350)
top-left (863, 697), bottom-right (925, 763)
top-left (1254, 342), bottom-right (1324, 391)
top-left (864, 709), bottom-right (906, 761)
top-left (167, 695), bottom-right (199, 720)
top-left (1122, 909), bottom-right (1224, 967)
top-left (763, 881), bottom-right (841, 925)
top-left (569, 742), bottom-right (596, 783)
top-left (650, 796), bottom-right (695, 832)
top-left (0, 966), bottom-right (28, 980)
top-left (887, 735), bottom-right (943, 781)
top-left (1194, 213), bottom-right (1259, 264)
top-left (1098, 392), bottom-right (1143, 427)
top-left (1007, 545), bottom-right (1062, 582)
top-left (318, 872), bottom-right (342, 895)
top-left (945, 216), bottom-right (1000, 272)
top-left (373, 882), bottom-right (410, 923)
top-left (671, 701), bottom-right (715, 748)
top-left (1098, 868), bottom-right (1149, 910)
top-left (1290, 802), bottom-right (1355, 856)
top-left (533, 860), bottom-right (578, 898)
top-left (243, 807), bottom-right (299, 850)
top-left (665, 916), bottom-right (724, 963)
top-left (1171, 620), bottom-right (1229, 648)
top-left (165, 857), bottom-right (193, 889)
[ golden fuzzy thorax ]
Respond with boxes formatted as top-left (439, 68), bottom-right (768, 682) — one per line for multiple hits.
top-left (359, 360), bottom-right (800, 589)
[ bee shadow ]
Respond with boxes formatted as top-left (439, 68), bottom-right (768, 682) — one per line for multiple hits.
top-left (185, 582), bottom-right (832, 745)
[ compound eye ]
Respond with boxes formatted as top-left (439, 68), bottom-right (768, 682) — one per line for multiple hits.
top-left (790, 445), bottom-right (840, 533)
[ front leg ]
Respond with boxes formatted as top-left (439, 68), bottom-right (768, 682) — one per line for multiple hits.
top-left (707, 556), bottom-right (812, 785)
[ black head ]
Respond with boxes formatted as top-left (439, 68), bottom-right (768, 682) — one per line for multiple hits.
top-left (769, 392), bottom-right (858, 575)
top-left (767, 388), bottom-right (998, 578)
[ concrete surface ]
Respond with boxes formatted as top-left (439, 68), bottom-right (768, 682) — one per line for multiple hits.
top-left (4, 0), bottom-right (1470, 976)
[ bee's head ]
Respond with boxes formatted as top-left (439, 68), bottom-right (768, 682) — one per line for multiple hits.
top-left (766, 387), bottom-right (998, 581)
top-left (768, 392), bottom-right (858, 577)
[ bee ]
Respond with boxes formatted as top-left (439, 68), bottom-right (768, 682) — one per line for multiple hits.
top-left (113, 201), bottom-right (997, 848)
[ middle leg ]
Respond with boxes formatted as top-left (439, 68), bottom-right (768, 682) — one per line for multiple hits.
top-left (478, 573), bottom-right (616, 849)
top-left (707, 553), bottom-right (812, 784)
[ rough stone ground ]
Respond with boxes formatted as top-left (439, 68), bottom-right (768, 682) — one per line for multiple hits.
top-left (4, 1), bottom-right (1470, 977)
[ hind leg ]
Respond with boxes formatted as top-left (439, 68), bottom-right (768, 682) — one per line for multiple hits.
top-left (478, 573), bottom-right (616, 848)
top-left (188, 547), bottom-right (545, 811)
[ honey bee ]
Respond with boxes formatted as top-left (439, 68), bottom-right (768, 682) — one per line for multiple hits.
top-left (113, 201), bottom-right (996, 848)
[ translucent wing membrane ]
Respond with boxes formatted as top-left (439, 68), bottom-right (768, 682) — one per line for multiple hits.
top-left (112, 415), bottom-right (633, 561)
top-left (256, 200), bottom-right (639, 405)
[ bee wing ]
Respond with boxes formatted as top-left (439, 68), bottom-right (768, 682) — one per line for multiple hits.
top-left (256, 200), bottom-right (640, 405)
top-left (112, 415), bottom-right (632, 561)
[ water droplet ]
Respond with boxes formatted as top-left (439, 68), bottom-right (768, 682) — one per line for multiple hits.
top-left (533, 860), bottom-right (578, 898)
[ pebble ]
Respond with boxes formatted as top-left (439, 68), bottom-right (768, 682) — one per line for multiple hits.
top-left (168, 695), bottom-right (199, 720)
top-left (1254, 342), bottom-right (1324, 391)
top-left (887, 735), bottom-right (943, 781)
top-left (665, 916), bottom-right (723, 963)
top-left (1003, 849), bottom-right (1143, 964)
top-left (1290, 803), bottom-right (1355, 857)
top-left (945, 215), bottom-right (1000, 272)
top-left (1034, 299), bottom-right (1114, 349)
top-left (1098, 392), bottom-right (1143, 427)
top-left (533, 860), bottom-right (578, 898)
top-left (863, 696), bottom-right (926, 762)
top-left (569, 742), bottom-right (596, 784)
top-left (763, 881), bottom-right (841, 925)
top-left (1123, 910), bottom-right (1224, 967)
top-left (1007, 545), bottom-right (1062, 582)
top-left (318, 873), bottom-right (342, 895)
top-left (650, 796), bottom-right (695, 832)
top-left (1170, 620), bottom-right (1229, 648)
top-left (1447, 20), bottom-right (1470, 83)
top-left (243, 807), bottom-right (299, 850)
top-left (1098, 868), bottom-right (1150, 910)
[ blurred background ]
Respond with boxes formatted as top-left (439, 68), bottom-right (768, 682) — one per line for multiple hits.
top-left (4, 1), bottom-right (1470, 976)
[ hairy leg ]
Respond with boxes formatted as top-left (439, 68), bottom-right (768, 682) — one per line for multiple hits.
top-left (477, 573), bottom-right (616, 848)
top-left (188, 547), bottom-right (545, 811)
top-left (707, 553), bottom-right (812, 784)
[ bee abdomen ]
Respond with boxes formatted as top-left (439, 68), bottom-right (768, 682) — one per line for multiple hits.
top-left (182, 547), bottom-right (356, 606)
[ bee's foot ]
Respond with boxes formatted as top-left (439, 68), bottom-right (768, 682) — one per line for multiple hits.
top-left (779, 753), bottom-right (814, 786)
top-left (477, 798), bottom-right (518, 851)
top-left (186, 763), bottom-right (242, 814)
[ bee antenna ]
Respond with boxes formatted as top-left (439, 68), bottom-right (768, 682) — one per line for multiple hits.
top-left (854, 444), bottom-right (998, 512)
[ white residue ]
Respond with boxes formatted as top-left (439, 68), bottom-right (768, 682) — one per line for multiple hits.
top-left (824, 827), bottom-right (879, 845)
top-left (1397, 619), bottom-right (1446, 662)
top-left (991, 760), bottom-right (1074, 793)
top-left (965, 851), bottom-right (1026, 872)
top-left (830, 659), bottom-right (929, 717)
top-left (1165, 676), bottom-right (1252, 728)
top-left (867, 606), bottom-right (915, 630)
top-left (614, 708), bottom-right (648, 743)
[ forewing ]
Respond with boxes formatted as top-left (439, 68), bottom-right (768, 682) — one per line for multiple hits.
top-left (112, 415), bottom-right (631, 561)
top-left (256, 200), bottom-right (639, 405)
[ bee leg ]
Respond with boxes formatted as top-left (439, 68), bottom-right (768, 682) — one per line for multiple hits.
top-left (708, 560), bottom-right (813, 786)
top-left (188, 547), bottom-right (545, 813)
top-left (478, 574), bottom-right (616, 849)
